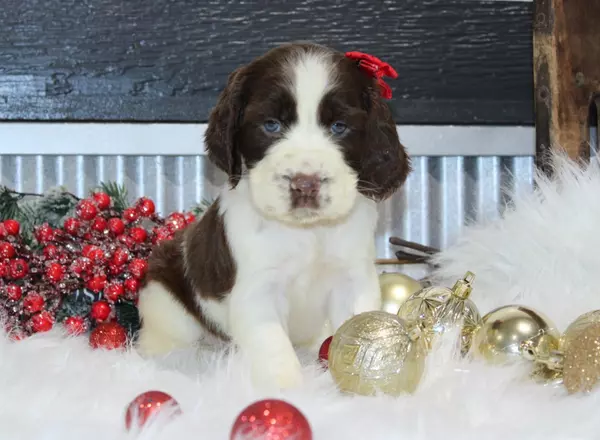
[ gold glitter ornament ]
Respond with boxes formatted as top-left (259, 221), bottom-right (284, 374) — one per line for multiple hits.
top-left (328, 311), bottom-right (427, 396)
top-left (378, 272), bottom-right (423, 314)
top-left (472, 305), bottom-right (560, 364)
top-left (396, 272), bottom-right (481, 356)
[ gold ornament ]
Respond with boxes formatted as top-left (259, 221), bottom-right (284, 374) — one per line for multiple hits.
top-left (328, 311), bottom-right (427, 396)
top-left (396, 272), bottom-right (481, 356)
top-left (472, 305), bottom-right (560, 365)
top-left (522, 310), bottom-right (600, 393)
top-left (378, 272), bottom-right (423, 314)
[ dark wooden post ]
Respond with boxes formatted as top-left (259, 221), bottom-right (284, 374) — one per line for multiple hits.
top-left (534, 0), bottom-right (600, 173)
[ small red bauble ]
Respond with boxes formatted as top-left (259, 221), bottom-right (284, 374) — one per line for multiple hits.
top-left (76, 199), bottom-right (98, 220)
top-left (166, 213), bottom-right (186, 232)
top-left (5, 283), bottom-right (23, 301)
top-left (129, 227), bottom-right (148, 243)
top-left (123, 207), bottom-right (140, 223)
top-left (0, 262), bottom-right (9, 278)
top-left (124, 391), bottom-right (181, 430)
top-left (45, 262), bottom-right (65, 283)
top-left (128, 258), bottom-right (148, 279)
top-left (89, 321), bottom-right (127, 350)
top-left (31, 311), bottom-right (55, 333)
top-left (71, 257), bottom-right (92, 275)
top-left (43, 244), bottom-right (59, 259)
top-left (124, 278), bottom-right (140, 294)
top-left (118, 234), bottom-right (136, 249)
top-left (88, 247), bottom-right (106, 264)
top-left (152, 226), bottom-right (172, 244)
top-left (64, 316), bottom-right (87, 335)
top-left (137, 197), bottom-right (156, 217)
top-left (63, 217), bottom-right (81, 235)
top-left (108, 217), bottom-right (126, 235)
top-left (111, 247), bottom-right (130, 266)
top-left (91, 301), bottom-right (111, 322)
top-left (93, 192), bottom-right (111, 210)
top-left (23, 292), bottom-right (45, 313)
top-left (108, 263), bottom-right (125, 276)
top-left (318, 336), bottom-right (333, 369)
top-left (230, 399), bottom-right (312, 440)
top-left (35, 223), bottom-right (55, 243)
top-left (3, 219), bottom-right (20, 236)
top-left (0, 241), bottom-right (16, 258)
top-left (91, 216), bottom-right (108, 232)
top-left (10, 258), bottom-right (29, 279)
top-left (87, 274), bottom-right (108, 293)
top-left (184, 212), bottom-right (196, 224)
top-left (81, 244), bottom-right (97, 258)
top-left (104, 282), bottom-right (125, 302)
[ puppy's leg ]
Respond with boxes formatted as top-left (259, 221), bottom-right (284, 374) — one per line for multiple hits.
top-left (137, 281), bottom-right (203, 356)
top-left (229, 274), bottom-right (303, 390)
top-left (328, 261), bottom-right (381, 332)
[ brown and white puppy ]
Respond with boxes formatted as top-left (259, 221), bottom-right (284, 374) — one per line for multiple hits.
top-left (136, 43), bottom-right (410, 389)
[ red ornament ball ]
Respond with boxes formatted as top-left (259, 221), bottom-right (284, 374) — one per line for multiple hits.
top-left (91, 301), bottom-right (111, 322)
top-left (230, 399), bottom-right (312, 440)
top-left (137, 197), bottom-right (156, 217)
top-left (45, 262), bottom-right (65, 283)
top-left (0, 241), bottom-right (16, 258)
top-left (9, 258), bottom-right (29, 279)
top-left (5, 283), bottom-right (23, 301)
top-left (30, 311), bottom-right (55, 333)
top-left (124, 391), bottom-right (181, 430)
top-left (76, 199), bottom-right (98, 220)
top-left (23, 292), bottom-right (44, 313)
top-left (93, 192), bottom-right (111, 210)
top-left (89, 322), bottom-right (127, 350)
top-left (318, 336), bottom-right (333, 369)
top-left (3, 219), bottom-right (20, 236)
top-left (64, 316), bottom-right (87, 335)
top-left (108, 217), bottom-right (126, 236)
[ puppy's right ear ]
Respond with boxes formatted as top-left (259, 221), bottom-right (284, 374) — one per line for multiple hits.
top-left (205, 67), bottom-right (246, 187)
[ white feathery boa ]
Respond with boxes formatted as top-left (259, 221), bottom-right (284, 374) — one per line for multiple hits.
top-left (2, 153), bottom-right (600, 440)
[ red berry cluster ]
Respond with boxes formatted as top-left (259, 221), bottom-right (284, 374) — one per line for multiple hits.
top-left (0, 192), bottom-right (196, 342)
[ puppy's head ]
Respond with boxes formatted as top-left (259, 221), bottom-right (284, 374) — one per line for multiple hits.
top-left (205, 43), bottom-right (410, 226)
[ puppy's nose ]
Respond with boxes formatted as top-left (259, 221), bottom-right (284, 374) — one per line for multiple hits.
top-left (289, 173), bottom-right (321, 208)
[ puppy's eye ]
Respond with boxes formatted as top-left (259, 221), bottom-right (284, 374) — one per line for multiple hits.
top-left (263, 119), bottom-right (281, 133)
top-left (330, 121), bottom-right (347, 135)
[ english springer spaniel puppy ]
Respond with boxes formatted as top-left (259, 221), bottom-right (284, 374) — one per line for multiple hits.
top-left (136, 42), bottom-right (411, 389)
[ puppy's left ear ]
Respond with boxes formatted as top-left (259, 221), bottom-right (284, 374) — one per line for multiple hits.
top-left (358, 89), bottom-right (411, 201)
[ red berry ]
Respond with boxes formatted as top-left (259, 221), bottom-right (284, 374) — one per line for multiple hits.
top-left (34, 223), bottom-right (55, 243)
top-left (5, 284), bottom-right (22, 301)
top-left (87, 274), bottom-right (107, 293)
top-left (108, 264), bottom-right (124, 276)
top-left (166, 212), bottom-right (186, 232)
top-left (0, 242), bottom-right (16, 259)
top-left (111, 247), bottom-right (130, 266)
top-left (104, 282), bottom-right (125, 302)
top-left (185, 212), bottom-right (196, 224)
top-left (137, 197), bottom-right (156, 216)
top-left (76, 199), bottom-right (98, 221)
top-left (0, 262), bottom-right (9, 278)
top-left (91, 216), bottom-right (108, 233)
top-left (64, 316), bottom-right (87, 335)
top-left (81, 244), bottom-right (96, 258)
top-left (93, 192), bottom-right (111, 210)
top-left (71, 257), bottom-right (92, 275)
top-left (128, 258), bottom-right (148, 279)
top-left (129, 227), bottom-right (148, 243)
top-left (10, 258), bottom-right (29, 279)
top-left (31, 311), bottom-right (54, 333)
top-left (108, 218), bottom-right (126, 235)
top-left (64, 217), bottom-right (81, 235)
top-left (118, 234), bottom-right (135, 249)
top-left (152, 226), bottom-right (172, 244)
top-left (0, 222), bottom-right (7, 238)
top-left (124, 278), bottom-right (140, 294)
top-left (88, 247), bottom-right (106, 264)
top-left (3, 219), bottom-right (20, 236)
top-left (23, 292), bottom-right (44, 313)
top-left (43, 244), bottom-right (59, 259)
top-left (123, 208), bottom-right (139, 224)
top-left (45, 262), bottom-right (65, 283)
top-left (90, 301), bottom-right (111, 322)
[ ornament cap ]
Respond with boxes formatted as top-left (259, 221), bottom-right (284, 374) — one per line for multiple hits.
top-left (450, 271), bottom-right (475, 300)
top-left (521, 340), bottom-right (565, 371)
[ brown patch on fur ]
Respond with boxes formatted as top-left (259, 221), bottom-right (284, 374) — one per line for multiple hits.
top-left (141, 199), bottom-right (235, 340)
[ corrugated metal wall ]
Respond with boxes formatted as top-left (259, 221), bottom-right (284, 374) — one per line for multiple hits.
top-left (0, 154), bottom-right (534, 258)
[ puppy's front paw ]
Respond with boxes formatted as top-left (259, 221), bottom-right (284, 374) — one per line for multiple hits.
top-left (250, 352), bottom-right (304, 390)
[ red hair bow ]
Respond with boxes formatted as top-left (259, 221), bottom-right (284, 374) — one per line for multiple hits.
top-left (345, 51), bottom-right (398, 100)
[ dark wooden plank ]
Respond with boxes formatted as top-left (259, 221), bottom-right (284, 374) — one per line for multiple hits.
top-left (0, 0), bottom-right (533, 124)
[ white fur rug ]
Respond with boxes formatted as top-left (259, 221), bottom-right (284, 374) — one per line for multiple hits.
top-left (3, 154), bottom-right (600, 440)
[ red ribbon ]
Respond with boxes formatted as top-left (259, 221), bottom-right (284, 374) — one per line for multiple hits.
top-left (345, 51), bottom-right (398, 100)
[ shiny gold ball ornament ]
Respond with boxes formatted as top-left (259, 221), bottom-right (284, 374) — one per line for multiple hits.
top-left (472, 305), bottom-right (560, 365)
top-left (378, 272), bottom-right (423, 314)
top-left (396, 272), bottom-right (481, 356)
top-left (328, 311), bottom-right (427, 396)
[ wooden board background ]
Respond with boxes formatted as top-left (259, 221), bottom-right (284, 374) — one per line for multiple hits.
top-left (0, 0), bottom-right (533, 125)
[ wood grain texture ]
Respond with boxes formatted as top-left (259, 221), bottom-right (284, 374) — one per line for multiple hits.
top-left (0, 0), bottom-right (533, 124)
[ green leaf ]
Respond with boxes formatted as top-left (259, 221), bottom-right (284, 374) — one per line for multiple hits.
top-left (190, 198), bottom-right (212, 216)
top-left (0, 186), bottom-right (24, 222)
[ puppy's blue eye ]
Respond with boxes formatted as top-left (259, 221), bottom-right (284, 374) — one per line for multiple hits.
top-left (264, 120), bottom-right (281, 133)
top-left (331, 121), bottom-right (347, 135)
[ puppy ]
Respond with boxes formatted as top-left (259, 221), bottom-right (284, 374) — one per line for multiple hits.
top-left (136, 42), bottom-right (411, 389)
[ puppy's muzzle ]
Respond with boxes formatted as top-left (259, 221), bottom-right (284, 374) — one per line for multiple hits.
top-left (288, 173), bottom-right (321, 209)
